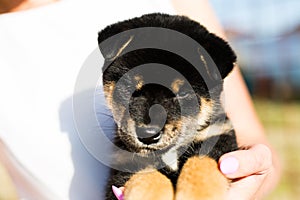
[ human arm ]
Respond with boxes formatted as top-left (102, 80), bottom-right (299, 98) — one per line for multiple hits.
top-left (0, 139), bottom-right (57, 200)
top-left (0, 0), bottom-right (58, 13)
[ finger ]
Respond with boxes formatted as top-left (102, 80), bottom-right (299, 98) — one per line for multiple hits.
top-left (119, 187), bottom-right (125, 192)
top-left (219, 144), bottom-right (272, 179)
top-left (226, 174), bottom-right (266, 200)
top-left (112, 185), bottom-right (124, 200)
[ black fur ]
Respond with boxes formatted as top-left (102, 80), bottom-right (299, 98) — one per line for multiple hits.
top-left (98, 13), bottom-right (238, 200)
top-left (99, 13), bottom-right (236, 79)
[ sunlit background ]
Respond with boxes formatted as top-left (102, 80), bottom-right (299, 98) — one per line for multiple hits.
top-left (211, 0), bottom-right (300, 199)
top-left (0, 1), bottom-right (299, 199)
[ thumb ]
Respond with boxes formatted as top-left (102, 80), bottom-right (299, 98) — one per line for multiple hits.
top-left (225, 174), bottom-right (266, 200)
top-left (219, 144), bottom-right (272, 179)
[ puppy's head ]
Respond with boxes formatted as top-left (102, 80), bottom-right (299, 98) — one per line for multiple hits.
top-left (98, 13), bottom-right (236, 155)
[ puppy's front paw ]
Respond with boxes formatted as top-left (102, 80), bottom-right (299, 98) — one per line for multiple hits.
top-left (124, 168), bottom-right (174, 200)
top-left (175, 156), bottom-right (228, 200)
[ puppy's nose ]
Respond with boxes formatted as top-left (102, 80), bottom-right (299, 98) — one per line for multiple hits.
top-left (136, 127), bottom-right (162, 145)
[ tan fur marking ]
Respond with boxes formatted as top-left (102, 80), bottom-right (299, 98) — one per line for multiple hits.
top-left (171, 79), bottom-right (185, 93)
top-left (195, 121), bottom-right (234, 142)
top-left (195, 98), bottom-right (233, 141)
top-left (165, 120), bottom-right (182, 132)
top-left (109, 35), bottom-right (134, 61)
top-left (198, 48), bottom-right (213, 80)
top-left (103, 81), bottom-right (115, 110)
top-left (197, 97), bottom-right (213, 128)
top-left (124, 168), bottom-right (174, 200)
top-left (103, 81), bottom-right (126, 125)
top-left (176, 116), bottom-right (199, 146)
top-left (176, 156), bottom-right (228, 200)
top-left (164, 122), bottom-right (183, 145)
top-left (134, 75), bottom-right (144, 90)
top-left (127, 118), bottom-right (136, 139)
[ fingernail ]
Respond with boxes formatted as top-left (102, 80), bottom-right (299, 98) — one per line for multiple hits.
top-left (220, 156), bottom-right (239, 174)
top-left (112, 185), bottom-right (124, 200)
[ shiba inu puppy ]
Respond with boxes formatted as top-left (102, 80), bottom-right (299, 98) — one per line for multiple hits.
top-left (98, 13), bottom-right (238, 200)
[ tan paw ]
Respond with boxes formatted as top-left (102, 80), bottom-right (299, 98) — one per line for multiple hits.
top-left (175, 156), bottom-right (228, 200)
top-left (124, 168), bottom-right (174, 200)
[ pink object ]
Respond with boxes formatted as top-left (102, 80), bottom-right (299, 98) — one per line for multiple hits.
top-left (112, 185), bottom-right (124, 200)
top-left (220, 156), bottom-right (239, 174)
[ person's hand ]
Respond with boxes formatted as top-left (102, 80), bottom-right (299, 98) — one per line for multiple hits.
top-left (219, 144), bottom-right (273, 200)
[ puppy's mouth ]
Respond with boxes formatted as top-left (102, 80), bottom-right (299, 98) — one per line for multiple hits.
top-left (119, 124), bottom-right (180, 153)
top-left (134, 126), bottom-right (179, 152)
top-left (137, 131), bottom-right (162, 145)
top-left (135, 125), bottom-right (164, 145)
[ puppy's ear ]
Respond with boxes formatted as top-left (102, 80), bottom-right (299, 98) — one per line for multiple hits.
top-left (98, 24), bottom-right (134, 61)
top-left (200, 33), bottom-right (237, 79)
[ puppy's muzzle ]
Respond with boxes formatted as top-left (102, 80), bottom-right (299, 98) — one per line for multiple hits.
top-left (136, 126), bottom-right (162, 145)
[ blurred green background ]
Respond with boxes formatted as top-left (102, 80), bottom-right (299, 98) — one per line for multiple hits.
top-left (211, 0), bottom-right (300, 199)
top-left (254, 99), bottom-right (300, 199)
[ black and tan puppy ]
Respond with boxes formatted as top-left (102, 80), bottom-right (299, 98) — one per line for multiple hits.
top-left (98, 13), bottom-right (238, 200)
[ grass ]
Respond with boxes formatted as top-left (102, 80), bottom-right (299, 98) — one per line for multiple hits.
top-left (253, 98), bottom-right (300, 200)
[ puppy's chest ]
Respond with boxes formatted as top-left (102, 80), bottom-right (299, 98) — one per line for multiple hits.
top-left (159, 132), bottom-right (238, 185)
top-left (158, 141), bottom-right (205, 185)
top-left (160, 144), bottom-right (201, 172)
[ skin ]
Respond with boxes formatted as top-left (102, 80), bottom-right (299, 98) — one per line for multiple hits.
top-left (0, 0), bottom-right (58, 13)
top-left (0, 0), bottom-right (281, 199)
top-left (0, 140), bottom-right (53, 199)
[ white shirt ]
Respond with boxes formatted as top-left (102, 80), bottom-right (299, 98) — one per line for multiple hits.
top-left (0, 0), bottom-right (175, 199)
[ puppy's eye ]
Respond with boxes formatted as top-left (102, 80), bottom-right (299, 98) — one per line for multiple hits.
top-left (177, 90), bottom-right (189, 98)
